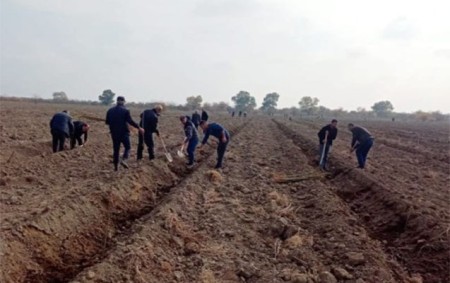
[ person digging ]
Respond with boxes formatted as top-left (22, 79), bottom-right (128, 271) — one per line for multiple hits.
top-left (198, 120), bottom-right (229, 169)
top-left (348, 123), bottom-right (374, 169)
top-left (70, 121), bottom-right (90, 149)
top-left (317, 119), bottom-right (338, 171)
top-left (179, 116), bottom-right (199, 168)
top-left (137, 105), bottom-right (163, 163)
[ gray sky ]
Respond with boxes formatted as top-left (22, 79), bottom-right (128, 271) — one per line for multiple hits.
top-left (1, 0), bottom-right (449, 113)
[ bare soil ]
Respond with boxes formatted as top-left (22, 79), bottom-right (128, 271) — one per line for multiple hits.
top-left (0, 100), bottom-right (448, 283)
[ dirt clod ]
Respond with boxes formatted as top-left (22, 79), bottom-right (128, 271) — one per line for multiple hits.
top-left (332, 267), bottom-right (353, 279)
top-left (291, 273), bottom-right (311, 283)
top-left (184, 241), bottom-right (200, 255)
top-left (86, 271), bottom-right (95, 279)
top-left (317, 271), bottom-right (337, 283)
top-left (409, 274), bottom-right (423, 283)
top-left (174, 271), bottom-right (183, 280)
top-left (206, 170), bottom-right (223, 183)
top-left (280, 269), bottom-right (292, 281)
top-left (346, 252), bottom-right (365, 266)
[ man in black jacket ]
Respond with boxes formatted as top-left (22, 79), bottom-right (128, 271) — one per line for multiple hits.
top-left (191, 110), bottom-right (201, 129)
top-left (137, 105), bottom-right (162, 161)
top-left (348, 123), bottom-right (374, 169)
top-left (201, 108), bottom-right (209, 122)
top-left (317, 119), bottom-right (338, 170)
top-left (70, 121), bottom-right (90, 149)
top-left (106, 96), bottom-right (144, 171)
top-left (50, 110), bottom-right (74, 153)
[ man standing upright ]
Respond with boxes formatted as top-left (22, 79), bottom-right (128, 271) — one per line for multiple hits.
top-left (201, 108), bottom-right (209, 122)
top-left (106, 96), bottom-right (144, 171)
top-left (199, 120), bottom-right (229, 169)
top-left (137, 105), bottom-right (162, 161)
top-left (191, 110), bottom-right (201, 129)
top-left (348, 123), bottom-right (374, 169)
top-left (317, 119), bottom-right (338, 170)
top-left (50, 110), bottom-right (74, 153)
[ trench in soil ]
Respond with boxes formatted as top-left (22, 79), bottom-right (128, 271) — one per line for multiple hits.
top-left (21, 121), bottom-right (250, 283)
top-left (273, 119), bottom-right (449, 283)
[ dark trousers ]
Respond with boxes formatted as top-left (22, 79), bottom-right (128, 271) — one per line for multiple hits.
top-left (112, 134), bottom-right (131, 168)
top-left (355, 139), bottom-right (374, 168)
top-left (319, 143), bottom-right (331, 168)
top-left (216, 140), bottom-right (229, 168)
top-left (70, 134), bottom-right (83, 149)
top-left (137, 133), bottom-right (154, 160)
top-left (187, 137), bottom-right (198, 165)
top-left (51, 129), bottom-right (66, 153)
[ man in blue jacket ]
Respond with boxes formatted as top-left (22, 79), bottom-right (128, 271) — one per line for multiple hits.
top-left (180, 116), bottom-right (199, 167)
top-left (348, 123), bottom-right (374, 169)
top-left (137, 105), bottom-right (162, 161)
top-left (106, 96), bottom-right (144, 171)
top-left (199, 120), bottom-right (229, 169)
top-left (50, 110), bottom-right (74, 153)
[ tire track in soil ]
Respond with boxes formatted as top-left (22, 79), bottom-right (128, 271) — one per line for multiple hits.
top-left (274, 119), bottom-right (449, 283)
top-left (70, 118), bottom-right (409, 283)
top-left (1, 120), bottom-right (250, 283)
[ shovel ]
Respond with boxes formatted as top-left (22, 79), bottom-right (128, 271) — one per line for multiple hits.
top-left (177, 144), bottom-right (186, 158)
top-left (319, 131), bottom-right (328, 168)
top-left (158, 135), bottom-right (173, 162)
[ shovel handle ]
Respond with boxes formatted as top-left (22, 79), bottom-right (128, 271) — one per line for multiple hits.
top-left (159, 136), bottom-right (168, 151)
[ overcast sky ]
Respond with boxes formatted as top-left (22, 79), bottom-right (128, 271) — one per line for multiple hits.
top-left (1, 0), bottom-right (449, 112)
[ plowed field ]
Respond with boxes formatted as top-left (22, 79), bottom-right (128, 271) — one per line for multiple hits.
top-left (1, 101), bottom-right (448, 283)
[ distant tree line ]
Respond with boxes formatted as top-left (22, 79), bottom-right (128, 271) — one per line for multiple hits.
top-left (1, 89), bottom-right (447, 122)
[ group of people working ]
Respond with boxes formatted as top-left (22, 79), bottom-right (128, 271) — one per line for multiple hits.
top-left (49, 110), bottom-right (90, 153)
top-left (317, 119), bottom-right (374, 170)
top-left (50, 97), bottom-right (373, 172)
top-left (50, 96), bottom-right (229, 172)
top-left (105, 96), bottom-right (228, 171)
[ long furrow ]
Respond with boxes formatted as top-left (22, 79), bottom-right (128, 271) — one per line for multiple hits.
top-left (1, 120), bottom-right (250, 283)
top-left (69, 118), bottom-right (411, 283)
top-left (274, 118), bottom-right (449, 283)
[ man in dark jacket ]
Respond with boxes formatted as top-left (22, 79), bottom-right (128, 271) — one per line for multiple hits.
top-left (199, 121), bottom-right (229, 169)
top-left (191, 110), bottom-right (201, 129)
top-left (201, 108), bottom-right (209, 122)
top-left (50, 110), bottom-right (74, 153)
top-left (348, 123), bottom-right (374, 169)
top-left (180, 116), bottom-right (199, 167)
top-left (317, 119), bottom-right (338, 170)
top-left (70, 121), bottom-right (90, 149)
top-left (106, 96), bottom-right (144, 171)
top-left (137, 105), bottom-right (162, 161)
